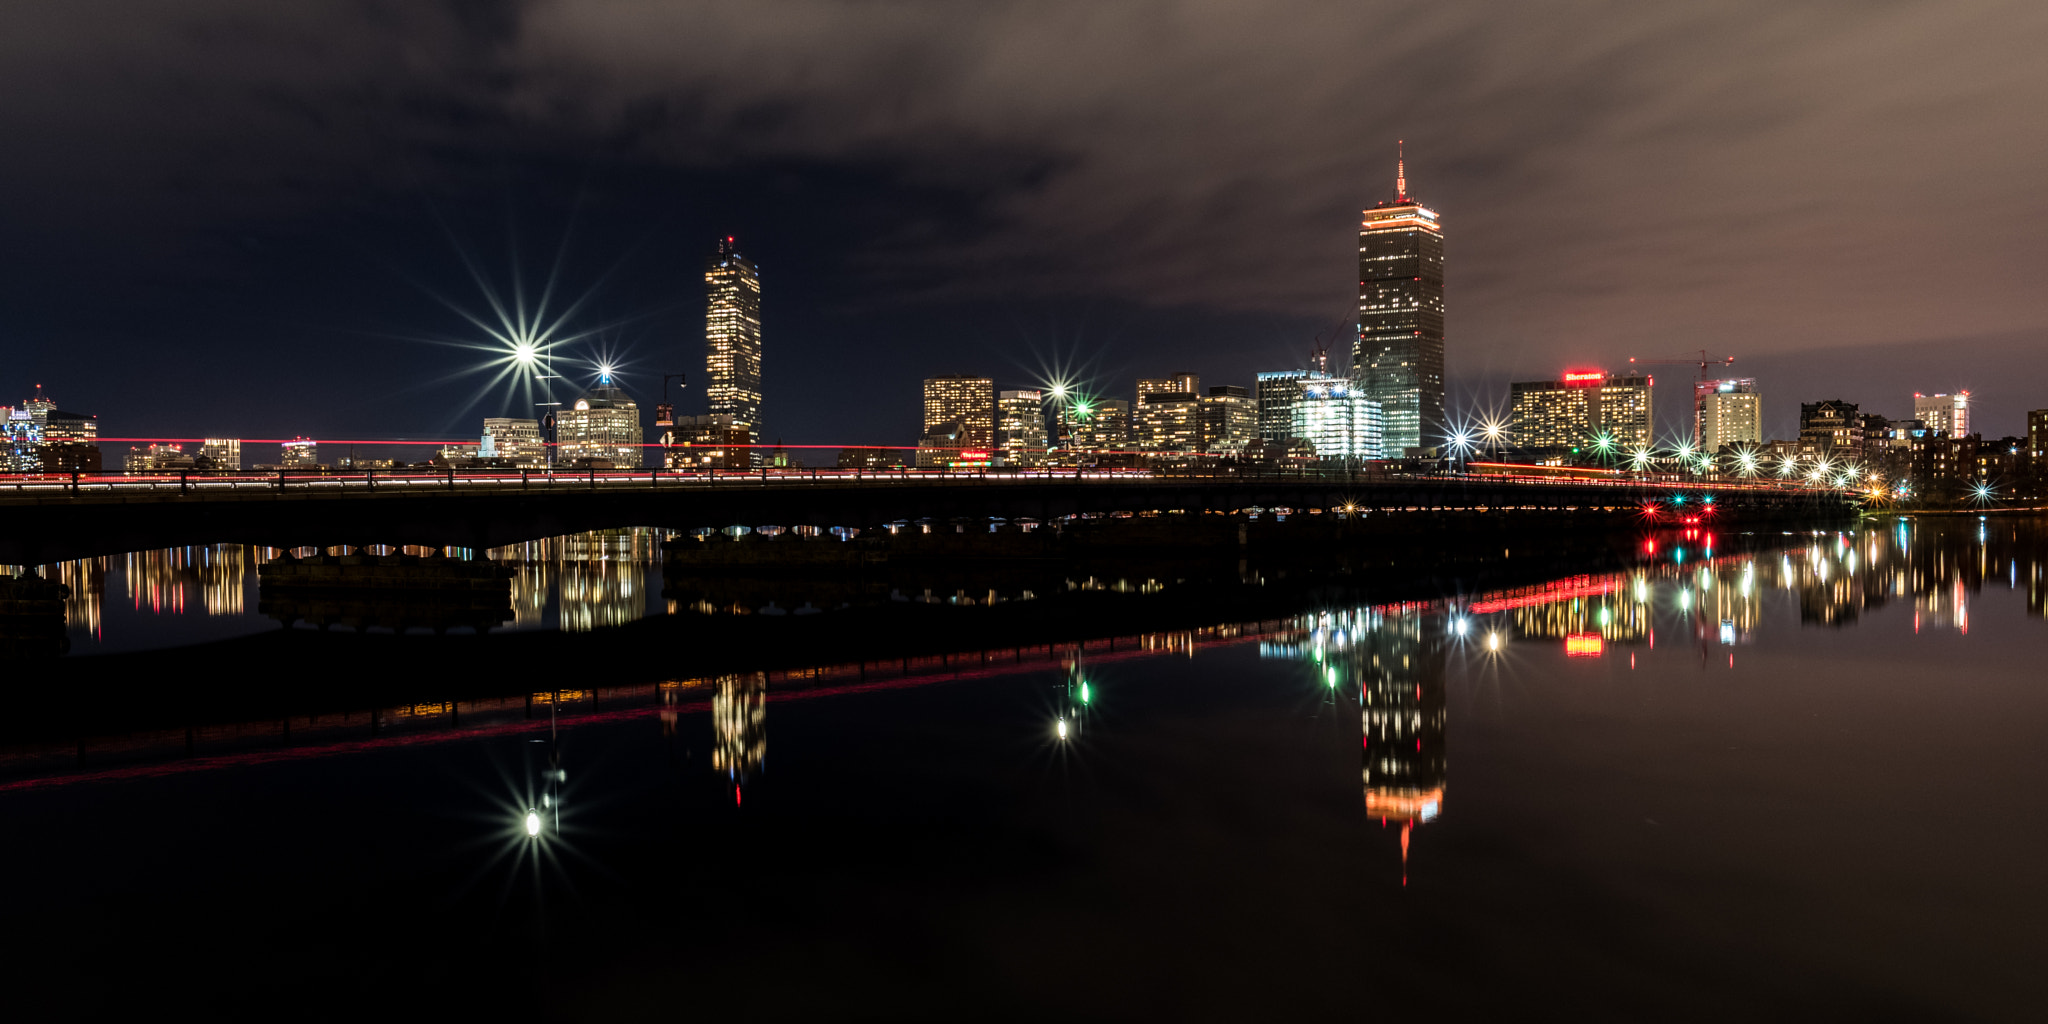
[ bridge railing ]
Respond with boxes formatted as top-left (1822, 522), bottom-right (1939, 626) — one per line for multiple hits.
top-left (0, 464), bottom-right (1853, 500)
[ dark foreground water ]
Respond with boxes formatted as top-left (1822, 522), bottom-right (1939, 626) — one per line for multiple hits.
top-left (2, 516), bottom-right (2044, 1020)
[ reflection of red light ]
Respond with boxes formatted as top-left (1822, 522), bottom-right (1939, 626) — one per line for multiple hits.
top-left (1565, 633), bottom-right (1604, 657)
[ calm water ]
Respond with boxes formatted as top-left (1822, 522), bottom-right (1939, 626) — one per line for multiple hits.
top-left (2, 516), bottom-right (2044, 1019)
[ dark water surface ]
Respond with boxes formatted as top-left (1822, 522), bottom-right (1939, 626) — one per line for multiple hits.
top-left (2, 516), bottom-right (2044, 1020)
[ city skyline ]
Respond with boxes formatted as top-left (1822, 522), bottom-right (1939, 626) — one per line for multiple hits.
top-left (2, 5), bottom-right (2045, 451)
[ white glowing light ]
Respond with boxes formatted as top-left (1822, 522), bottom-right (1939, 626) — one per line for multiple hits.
top-left (524, 810), bottom-right (542, 837)
top-left (1056, 718), bottom-right (1068, 740)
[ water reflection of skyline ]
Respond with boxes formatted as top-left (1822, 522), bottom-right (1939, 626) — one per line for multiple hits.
top-left (6, 517), bottom-right (2045, 655)
top-left (489, 528), bottom-right (664, 632)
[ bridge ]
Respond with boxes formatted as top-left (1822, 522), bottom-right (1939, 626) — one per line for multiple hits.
top-left (0, 466), bottom-right (1858, 565)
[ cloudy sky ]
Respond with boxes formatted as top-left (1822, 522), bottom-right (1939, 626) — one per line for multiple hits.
top-left (4, 0), bottom-right (2046, 449)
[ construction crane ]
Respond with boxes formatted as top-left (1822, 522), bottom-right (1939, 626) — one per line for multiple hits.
top-left (1628, 351), bottom-right (1737, 446)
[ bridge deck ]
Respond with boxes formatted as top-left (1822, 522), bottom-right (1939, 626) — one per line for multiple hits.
top-left (0, 468), bottom-right (1857, 565)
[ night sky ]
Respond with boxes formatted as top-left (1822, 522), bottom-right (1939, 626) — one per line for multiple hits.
top-left (5, 2), bottom-right (2046, 454)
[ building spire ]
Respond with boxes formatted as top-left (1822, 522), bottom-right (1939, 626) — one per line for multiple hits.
top-left (1395, 140), bottom-right (1408, 203)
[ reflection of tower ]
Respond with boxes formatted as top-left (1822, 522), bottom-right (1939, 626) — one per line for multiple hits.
top-left (1356, 612), bottom-right (1447, 883)
top-left (712, 672), bottom-right (767, 804)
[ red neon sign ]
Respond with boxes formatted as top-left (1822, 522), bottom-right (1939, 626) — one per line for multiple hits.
top-left (1560, 370), bottom-right (1605, 385)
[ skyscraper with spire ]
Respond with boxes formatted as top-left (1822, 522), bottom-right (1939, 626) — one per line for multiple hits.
top-left (1355, 143), bottom-right (1445, 456)
top-left (704, 238), bottom-right (763, 462)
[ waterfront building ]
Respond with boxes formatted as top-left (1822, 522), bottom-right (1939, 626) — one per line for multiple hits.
top-left (1914, 391), bottom-right (1971, 438)
top-left (197, 438), bottom-right (242, 471)
top-left (1798, 400), bottom-right (1862, 459)
top-left (919, 376), bottom-right (995, 468)
top-left (1355, 145), bottom-right (1446, 455)
top-left (2030, 409), bottom-right (2048, 460)
top-left (125, 443), bottom-right (195, 473)
top-left (280, 438), bottom-right (319, 468)
top-left (1291, 379), bottom-right (1385, 460)
top-left (1135, 391), bottom-right (1201, 453)
top-left (558, 380), bottom-right (644, 468)
top-left (481, 418), bottom-right (546, 468)
top-left (1509, 371), bottom-right (1653, 454)
top-left (996, 389), bottom-right (1047, 466)
top-left (1697, 379), bottom-right (1761, 453)
top-left (1199, 385), bottom-right (1257, 456)
top-left (669, 414), bottom-right (751, 470)
top-left (705, 238), bottom-right (763, 463)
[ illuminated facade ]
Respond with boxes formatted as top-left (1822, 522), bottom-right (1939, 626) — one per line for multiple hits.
top-left (1798, 400), bottom-right (1862, 457)
top-left (2030, 409), bottom-right (2048, 460)
top-left (1, 387), bottom-right (98, 471)
top-left (1914, 391), bottom-right (1971, 438)
top-left (704, 238), bottom-right (763, 463)
top-left (1058, 398), bottom-right (1130, 460)
top-left (1135, 392), bottom-right (1200, 453)
top-left (1355, 147), bottom-right (1445, 455)
top-left (557, 383), bottom-right (644, 468)
top-left (1136, 372), bottom-right (1199, 405)
top-left (1256, 369), bottom-right (1338, 443)
top-left (919, 375), bottom-right (995, 468)
top-left (280, 438), bottom-right (319, 468)
top-left (124, 443), bottom-right (194, 472)
top-left (1697, 380), bottom-right (1761, 453)
top-left (1291, 379), bottom-right (1385, 460)
top-left (1198, 385), bottom-right (1257, 456)
top-left (1509, 372), bottom-right (1653, 453)
top-left (996, 390), bottom-right (1047, 466)
top-left (197, 438), bottom-right (241, 471)
top-left (480, 418), bottom-right (545, 468)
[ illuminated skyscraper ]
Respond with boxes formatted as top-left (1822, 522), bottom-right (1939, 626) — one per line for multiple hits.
top-left (1355, 144), bottom-right (1445, 456)
top-left (705, 238), bottom-right (763, 460)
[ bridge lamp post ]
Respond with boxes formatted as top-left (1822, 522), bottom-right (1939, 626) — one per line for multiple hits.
top-left (517, 343), bottom-right (564, 469)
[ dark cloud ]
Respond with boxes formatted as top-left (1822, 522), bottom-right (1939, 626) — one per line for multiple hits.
top-left (3, 1), bottom-right (2046, 442)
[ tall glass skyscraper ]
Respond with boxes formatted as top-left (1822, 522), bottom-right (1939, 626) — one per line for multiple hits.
top-left (1355, 145), bottom-right (1445, 456)
top-left (704, 238), bottom-right (763, 451)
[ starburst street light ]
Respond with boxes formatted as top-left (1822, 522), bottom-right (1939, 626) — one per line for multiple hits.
top-left (1628, 445), bottom-right (1655, 472)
